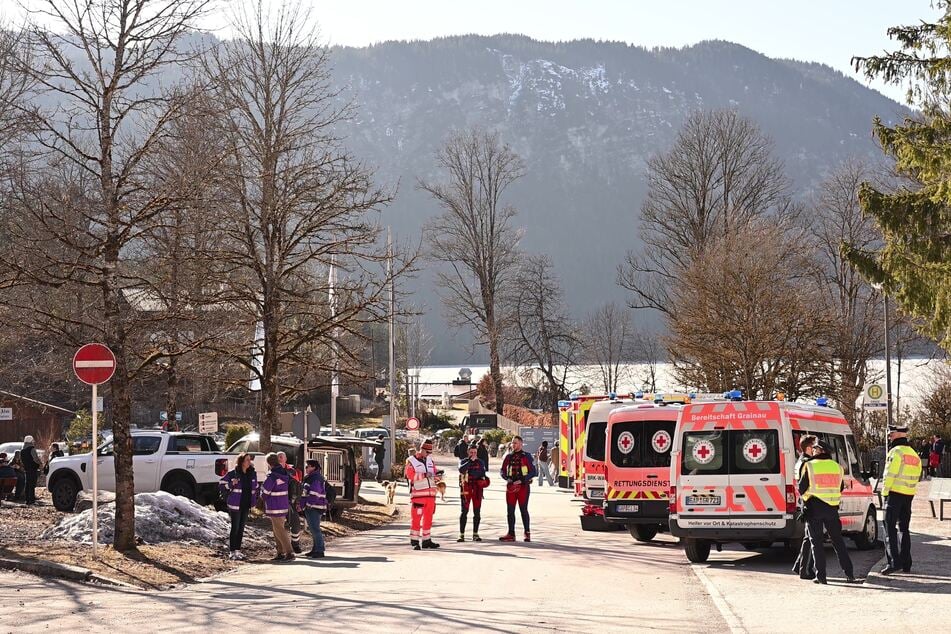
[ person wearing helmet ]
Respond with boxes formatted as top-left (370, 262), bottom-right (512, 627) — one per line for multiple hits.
top-left (458, 442), bottom-right (489, 542)
top-left (799, 438), bottom-right (856, 584)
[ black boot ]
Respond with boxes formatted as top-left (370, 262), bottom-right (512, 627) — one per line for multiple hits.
top-left (411, 540), bottom-right (421, 550)
top-left (292, 541), bottom-right (302, 554)
top-left (421, 539), bottom-right (440, 549)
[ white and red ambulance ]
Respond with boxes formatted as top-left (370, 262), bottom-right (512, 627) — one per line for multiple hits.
top-left (668, 398), bottom-right (878, 563)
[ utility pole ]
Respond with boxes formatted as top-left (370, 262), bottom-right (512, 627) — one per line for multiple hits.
top-left (387, 228), bottom-right (396, 471)
top-left (329, 256), bottom-right (338, 434)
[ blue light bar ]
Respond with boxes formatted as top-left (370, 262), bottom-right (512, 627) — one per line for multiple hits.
top-left (816, 396), bottom-right (828, 407)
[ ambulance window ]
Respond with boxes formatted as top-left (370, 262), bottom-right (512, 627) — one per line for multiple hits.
top-left (732, 430), bottom-right (780, 474)
top-left (682, 431), bottom-right (726, 475)
top-left (829, 434), bottom-right (851, 475)
top-left (642, 421), bottom-right (675, 468)
top-left (610, 423), bottom-right (642, 468)
top-left (791, 430), bottom-right (805, 457)
top-left (587, 422), bottom-right (607, 461)
top-left (845, 435), bottom-right (862, 475)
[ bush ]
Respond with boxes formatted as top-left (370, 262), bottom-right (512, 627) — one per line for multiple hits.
top-left (481, 428), bottom-right (511, 444)
top-left (66, 409), bottom-right (105, 453)
top-left (420, 408), bottom-right (452, 431)
top-left (442, 428), bottom-right (463, 442)
top-left (225, 423), bottom-right (253, 450)
top-left (390, 439), bottom-right (410, 479)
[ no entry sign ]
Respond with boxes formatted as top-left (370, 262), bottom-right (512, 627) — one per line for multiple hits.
top-left (73, 343), bottom-right (117, 385)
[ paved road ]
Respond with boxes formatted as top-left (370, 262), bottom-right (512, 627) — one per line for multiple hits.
top-left (2, 457), bottom-right (948, 633)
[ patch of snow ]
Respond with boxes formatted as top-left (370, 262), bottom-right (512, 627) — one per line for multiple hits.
top-left (42, 491), bottom-right (240, 545)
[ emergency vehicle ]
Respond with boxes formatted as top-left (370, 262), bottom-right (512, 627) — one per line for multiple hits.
top-left (668, 399), bottom-right (878, 563)
top-left (557, 394), bottom-right (614, 493)
top-left (602, 402), bottom-right (683, 541)
top-left (581, 396), bottom-right (638, 504)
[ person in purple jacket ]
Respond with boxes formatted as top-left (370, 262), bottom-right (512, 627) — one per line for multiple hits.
top-left (261, 452), bottom-right (294, 562)
top-left (219, 452), bottom-right (259, 560)
top-left (301, 459), bottom-right (328, 558)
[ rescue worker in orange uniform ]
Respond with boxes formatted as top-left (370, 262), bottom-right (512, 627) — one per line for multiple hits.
top-left (499, 435), bottom-right (537, 542)
top-left (404, 438), bottom-right (441, 550)
top-left (458, 442), bottom-right (490, 542)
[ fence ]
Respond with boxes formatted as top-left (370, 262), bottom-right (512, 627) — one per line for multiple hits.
top-left (859, 449), bottom-right (950, 479)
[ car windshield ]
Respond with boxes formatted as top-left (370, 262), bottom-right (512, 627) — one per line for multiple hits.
top-left (586, 422), bottom-right (607, 461)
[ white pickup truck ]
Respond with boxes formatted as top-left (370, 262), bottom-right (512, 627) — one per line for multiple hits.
top-left (46, 430), bottom-right (231, 511)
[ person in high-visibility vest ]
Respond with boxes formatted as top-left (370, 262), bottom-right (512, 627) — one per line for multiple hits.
top-left (791, 434), bottom-right (817, 580)
top-left (404, 439), bottom-right (441, 550)
top-left (880, 425), bottom-right (922, 575)
top-left (798, 439), bottom-right (856, 584)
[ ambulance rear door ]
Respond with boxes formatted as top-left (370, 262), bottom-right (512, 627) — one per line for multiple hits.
top-left (724, 402), bottom-right (786, 529)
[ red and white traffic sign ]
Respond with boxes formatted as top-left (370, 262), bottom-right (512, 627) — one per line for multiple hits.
top-left (73, 343), bottom-right (117, 385)
top-left (405, 417), bottom-right (420, 431)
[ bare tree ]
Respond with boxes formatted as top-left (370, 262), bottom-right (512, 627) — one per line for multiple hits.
top-left (633, 333), bottom-right (665, 392)
top-left (584, 302), bottom-right (635, 394)
top-left (3, 0), bottom-right (210, 552)
top-left (205, 1), bottom-right (396, 452)
top-left (137, 89), bottom-right (232, 422)
top-left (619, 110), bottom-right (793, 314)
top-left (667, 222), bottom-right (830, 399)
top-left (807, 160), bottom-right (883, 432)
top-left (505, 254), bottom-right (579, 413)
top-left (422, 128), bottom-right (524, 415)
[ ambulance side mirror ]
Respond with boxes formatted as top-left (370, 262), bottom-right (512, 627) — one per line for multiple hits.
top-left (869, 460), bottom-right (881, 479)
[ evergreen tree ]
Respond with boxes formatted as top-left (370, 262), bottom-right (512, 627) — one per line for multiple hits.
top-left (850, 3), bottom-right (951, 352)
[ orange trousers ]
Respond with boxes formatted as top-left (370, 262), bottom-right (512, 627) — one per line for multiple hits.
top-left (410, 496), bottom-right (436, 541)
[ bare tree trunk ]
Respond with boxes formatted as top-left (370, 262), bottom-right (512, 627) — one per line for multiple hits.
top-left (165, 356), bottom-right (178, 429)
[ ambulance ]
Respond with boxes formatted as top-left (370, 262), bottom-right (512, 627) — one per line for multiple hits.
top-left (668, 398), bottom-right (878, 563)
top-left (557, 394), bottom-right (612, 493)
top-left (581, 396), bottom-right (638, 504)
top-left (602, 401), bottom-right (683, 541)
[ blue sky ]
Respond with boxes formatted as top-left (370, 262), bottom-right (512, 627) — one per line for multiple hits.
top-left (13, 0), bottom-right (941, 103)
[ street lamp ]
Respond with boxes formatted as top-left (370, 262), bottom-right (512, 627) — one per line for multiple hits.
top-left (871, 282), bottom-right (894, 450)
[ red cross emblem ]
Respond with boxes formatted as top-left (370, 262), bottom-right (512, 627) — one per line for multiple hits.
top-left (617, 431), bottom-right (635, 455)
top-left (692, 440), bottom-right (715, 464)
top-left (652, 430), bottom-right (671, 453)
top-left (743, 438), bottom-right (767, 464)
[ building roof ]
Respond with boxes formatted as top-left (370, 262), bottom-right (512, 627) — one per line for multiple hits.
top-left (0, 390), bottom-right (76, 415)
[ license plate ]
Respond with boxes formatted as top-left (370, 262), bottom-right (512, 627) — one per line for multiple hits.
top-left (686, 495), bottom-right (722, 506)
top-left (616, 504), bottom-right (639, 513)
top-left (589, 488), bottom-right (604, 499)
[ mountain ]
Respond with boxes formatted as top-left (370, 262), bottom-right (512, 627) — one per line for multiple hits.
top-left (324, 35), bottom-right (907, 364)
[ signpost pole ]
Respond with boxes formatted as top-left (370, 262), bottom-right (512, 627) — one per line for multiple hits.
top-left (91, 382), bottom-right (98, 558)
top-left (883, 294), bottom-right (893, 455)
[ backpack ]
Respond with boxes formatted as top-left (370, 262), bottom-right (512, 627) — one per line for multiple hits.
top-left (538, 447), bottom-right (549, 462)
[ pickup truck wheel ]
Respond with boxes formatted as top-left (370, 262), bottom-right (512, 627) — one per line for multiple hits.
top-left (51, 478), bottom-right (79, 512)
top-left (162, 476), bottom-right (195, 500)
top-left (852, 508), bottom-right (878, 550)
top-left (684, 538), bottom-right (711, 563)
top-left (629, 524), bottom-right (658, 542)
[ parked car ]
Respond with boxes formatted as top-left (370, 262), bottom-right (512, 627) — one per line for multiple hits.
top-left (352, 427), bottom-right (389, 439)
top-left (47, 431), bottom-right (230, 511)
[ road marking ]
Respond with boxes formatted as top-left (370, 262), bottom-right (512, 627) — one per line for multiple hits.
top-left (691, 564), bottom-right (747, 634)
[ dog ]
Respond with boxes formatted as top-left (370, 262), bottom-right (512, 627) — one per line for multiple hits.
top-left (436, 481), bottom-right (447, 501)
top-left (380, 480), bottom-right (397, 506)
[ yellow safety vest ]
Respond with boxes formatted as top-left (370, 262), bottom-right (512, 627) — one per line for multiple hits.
top-left (803, 458), bottom-right (843, 507)
top-left (882, 444), bottom-right (921, 497)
